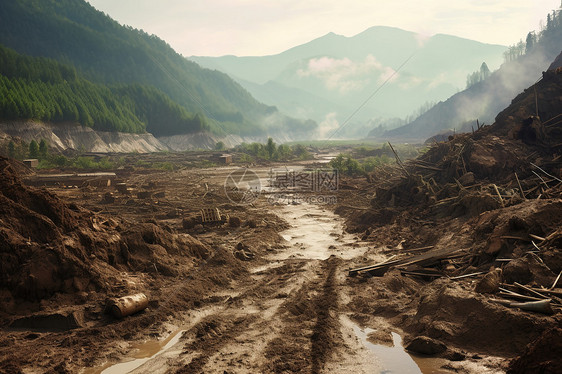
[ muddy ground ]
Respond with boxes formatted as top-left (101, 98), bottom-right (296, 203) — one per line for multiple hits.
top-left (0, 149), bottom-right (559, 374)
top-left (1, 69), bottom-right (562, 374)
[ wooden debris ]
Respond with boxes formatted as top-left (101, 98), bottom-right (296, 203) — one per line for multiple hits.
top-left (402, 245), bottom-right (434, 253)
top-left (515, 172), bottom-right (526, 199)
top-left (551, 270), bottom-right (562, 290)
top-left (348, 259), bottom-right (403, 277)
top-left (348, 247), bottom-right (465, 277)
top-left (492, 184), bottom-right (504, 207)
top-left (499, 284), bottom-right (562, 307)
top-left (490, 298), bottom-right (555, 315)
top-left (514, 282), bottom-right (549, 299)
top-left (531, 162), bottom-right (562, 183)
top-left (400, 268), bottom-right (443, 279)
top-left (106, 293), bottom-right (149, 318)
top-left (388, 142), bottom-right (410, 177)
top-left (529, 234), bottom-right (546, 242)
top-left (500, 236), bottom-right (528, 241)
top-left (449, 271), bottom-right (486, 280)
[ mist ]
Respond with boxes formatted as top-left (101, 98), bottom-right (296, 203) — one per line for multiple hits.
top-left (381, 42), bottom-right (561, 143)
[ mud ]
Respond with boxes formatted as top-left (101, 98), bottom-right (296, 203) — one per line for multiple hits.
top-left (0, 150), bottom-right (558, 374)
top-left (0, 157), bottom-right (452, 374)
top-left (1, 68), bottom-right (562, 373)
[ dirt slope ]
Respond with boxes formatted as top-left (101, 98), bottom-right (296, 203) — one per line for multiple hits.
top-left (337, 65), bottom-right (562, 373)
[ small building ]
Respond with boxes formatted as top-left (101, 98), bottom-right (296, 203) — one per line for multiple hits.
top-left (23, 159), bottom-right (39, 168)
top-left (219, 154), bottom-right (233, 164)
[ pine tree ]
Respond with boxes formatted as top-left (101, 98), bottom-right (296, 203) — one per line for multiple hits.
top-left (266, 137), bottom-right (276, 159)
top-left (8, 140), bottom-right (15, 159)
top-left (525, 32), bottom-right (536, 53)
top-left (39, 139), bottom-right (48, 159)
top-left (480, 62), bottom-right (490, 80)
top-left (29, 140), bottom-right (39, 158)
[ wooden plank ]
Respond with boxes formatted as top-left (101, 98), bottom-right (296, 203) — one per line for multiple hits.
top-left (349, 247), bottom-right (465, 277)
top-left (400, 270), bottom-right (442, 278)
top-left (551, 271), bottom-right (562, 290)
top-left (449, 271), bottom-right (486, 280)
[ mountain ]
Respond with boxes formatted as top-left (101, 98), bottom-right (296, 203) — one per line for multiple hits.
top-left (190, 27), bottom-right (507, 136)
top-left (381, 9), bottom-right (562, 143)
top-left (0, 0), bottom-right (315, 137)
top-left (0, 43), bottom-right (214, 135)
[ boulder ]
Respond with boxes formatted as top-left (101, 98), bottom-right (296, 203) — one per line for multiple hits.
top-left (405, 336), bottom-right (447, 355)
top-left (475, 268), bottom-right (502, 294)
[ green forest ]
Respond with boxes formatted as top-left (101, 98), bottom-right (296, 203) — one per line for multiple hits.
top-left (0, 44), bottom-right (208, 134)
top-left (0, 0), bottom-right (316, 136)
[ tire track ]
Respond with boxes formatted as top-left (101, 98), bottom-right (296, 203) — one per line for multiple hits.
top-left (262, 256), bottom-right (342, 374)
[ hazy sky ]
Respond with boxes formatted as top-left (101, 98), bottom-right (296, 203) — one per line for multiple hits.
top-left (87, 0), bottom-right (560, 56)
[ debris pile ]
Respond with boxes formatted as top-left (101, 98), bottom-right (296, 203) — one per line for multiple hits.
top-left (0, 157), bottom-right (211, 309)
top-left (342, 65), bottom-right (562, 364)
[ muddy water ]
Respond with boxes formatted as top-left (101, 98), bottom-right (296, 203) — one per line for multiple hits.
top-left (353, 324), bottom-right (447, 374)
top-left (273, 200), bottom-right (448, 374)
top-left (99, 328), bottom-right (185, 374)
top-left (84, 306), bottom-right (220, 374)
top-left (272, 201), bottom-right (364, 261)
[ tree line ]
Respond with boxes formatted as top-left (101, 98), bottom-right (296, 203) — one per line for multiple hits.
top-left (0, 44), bottom-right (209, 134)
top-left (504, 3), bottom-right (562, 63)
top-left (0, 0), bottom-right (275, 136)
top-left (465, 5), bottom-right (562, 90)
top-left (466, 62), bottom-right (491, 89)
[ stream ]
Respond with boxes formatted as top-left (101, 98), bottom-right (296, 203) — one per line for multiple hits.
top-left (88, 185), bottom-right (442, 373)
top-left (274, 200), bottom-right (446, 374)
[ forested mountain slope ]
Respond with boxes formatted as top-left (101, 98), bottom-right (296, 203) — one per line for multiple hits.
top-left (0, 0), bottom-right (315, 136)
top-left (191, 26), bottom-right (507, 130)
top-left (0, 44), bottom-right (209, 135)
top-left (380, 7), bottom-right (562, 142)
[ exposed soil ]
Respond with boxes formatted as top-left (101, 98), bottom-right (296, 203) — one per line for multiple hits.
top-left (0, 66), bottom-right (561, 374)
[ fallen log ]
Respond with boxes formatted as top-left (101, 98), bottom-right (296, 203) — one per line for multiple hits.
top-left (449, 271), bottom-right (486, 280)
top-left (490, 298), bottom-right (555, 315)
top-left (498, 287), bottom-right (562, 307)
top-left (106, 293), bottom-right (149, 318)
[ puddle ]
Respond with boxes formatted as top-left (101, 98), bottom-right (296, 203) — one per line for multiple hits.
top-left (84, 306), bottom-right (221, 374)
top-left (353, 324), bottom-right (447, 374)
top-left (260, 167), bottom-right (363, 261)
top-left (83, 329), bottom-right (185, 374)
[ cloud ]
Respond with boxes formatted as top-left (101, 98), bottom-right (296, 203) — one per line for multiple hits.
top-left (297, 55), bottom-right (398, 93)
top-left (316, 112), bottom-right (340, 138)
top-left (414, 32), bottom-right (432, 48)
top-left (399, 76), bottom-right (423, 90)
